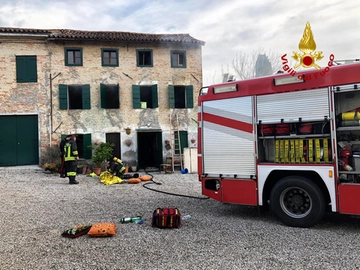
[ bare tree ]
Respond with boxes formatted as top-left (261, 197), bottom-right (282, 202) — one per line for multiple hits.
top-left (232, 48), bottom-right (283, 80)
top-left (210, 64), bottom-right (233, 85)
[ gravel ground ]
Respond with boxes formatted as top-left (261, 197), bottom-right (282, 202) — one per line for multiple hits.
top-left (1, 166), bottom-right (360, 270)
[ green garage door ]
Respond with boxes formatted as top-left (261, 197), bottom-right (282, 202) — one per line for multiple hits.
top-left (0, 115), bottom-right (39, 166)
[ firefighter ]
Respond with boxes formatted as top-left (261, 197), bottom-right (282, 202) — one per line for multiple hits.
top-left (64, 135), bottom-right (80, 184)
top-left (59, 135), bottom-right (72, 178)
top-left (108, 157), bottom-right (126, 177)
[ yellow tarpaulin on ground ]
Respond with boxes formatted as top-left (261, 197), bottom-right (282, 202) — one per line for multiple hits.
top-left (99, 171), bottom-right (124, 185)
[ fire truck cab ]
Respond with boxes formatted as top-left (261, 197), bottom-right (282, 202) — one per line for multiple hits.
top-left (198, 61), bottom-right (360, 227)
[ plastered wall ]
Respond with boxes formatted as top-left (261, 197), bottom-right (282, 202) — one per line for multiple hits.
top-left (0, 36), bottom-right (202, 165)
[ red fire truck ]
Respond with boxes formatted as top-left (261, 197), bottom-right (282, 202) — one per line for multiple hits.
top-left (198, 61), bottom-right (360, 227)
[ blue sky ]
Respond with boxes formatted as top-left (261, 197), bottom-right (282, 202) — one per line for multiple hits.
top-left (1, 0), bottom-right (359, 85)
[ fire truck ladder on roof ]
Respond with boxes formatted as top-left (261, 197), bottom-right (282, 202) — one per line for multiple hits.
top-left (170, 113), bottom-right (183, 172)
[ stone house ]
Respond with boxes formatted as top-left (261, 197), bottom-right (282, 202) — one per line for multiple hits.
top-left (0, 27), bottom-right (204, 169)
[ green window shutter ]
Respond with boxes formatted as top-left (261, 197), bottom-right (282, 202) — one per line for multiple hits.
top-left (82, 84), bottom-right (91, 109)
top-left (180, 131), bottom-right (188, 154)
top-left (132, 85), bottom-right (141, 109)
top-left (59, 84), bottom-right (68, 110)
top-left (151, 84), bottom-right (158, 108)
top-left (16, 56), bottom-right (27, 82)
top-left (16, 56), bottom-right (37, 82)
top-left (168, 85), bottom-right (175, 108)
top-left (186, 85), bottom-right (194, 108)
top-left (100, 83), bottom-right (107, 108)
top-left (27, 56), bottom-right (37, 82)
top-left (83, 134), bottom-right (92, 159)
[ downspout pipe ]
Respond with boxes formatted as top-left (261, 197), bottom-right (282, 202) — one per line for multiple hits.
top-left (49, 72), bottom-right (61, 147)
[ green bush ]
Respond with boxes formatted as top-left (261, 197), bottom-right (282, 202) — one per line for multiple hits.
top-left (89, 142), bottom-right (114, 168)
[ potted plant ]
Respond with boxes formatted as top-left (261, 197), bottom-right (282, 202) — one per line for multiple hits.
top-left (88, 142), bottom-right (114, 175)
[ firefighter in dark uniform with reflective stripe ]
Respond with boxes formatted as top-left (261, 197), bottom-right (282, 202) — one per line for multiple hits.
top-left (59, 135), bottom-right (72, 178)
top-left (64, 135), bottom-right (79, 184)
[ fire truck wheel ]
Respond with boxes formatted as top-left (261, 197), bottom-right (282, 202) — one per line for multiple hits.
top-left (269, 176), bottom-right (325, 228)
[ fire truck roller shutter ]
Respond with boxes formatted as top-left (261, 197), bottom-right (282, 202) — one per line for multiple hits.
top-left (202, 96), bottom-right (256, 176)
top-left (269, 176), bottom-right (326, 228)
top-left (257, 88), bottom-right (329, 124)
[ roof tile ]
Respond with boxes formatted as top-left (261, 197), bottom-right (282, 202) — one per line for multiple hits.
top-left (0, 27), bottom-right (205, 45)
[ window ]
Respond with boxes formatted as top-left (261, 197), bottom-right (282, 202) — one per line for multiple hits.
top-left (168, 85), bottom-right (194, 108)
top-left (65, 48), bottom-right (83, 66)
top-left (100, 84), bottom-right (120, 109)
top-left (102, 49), bottom-right (118, 66)
top-left (16, 56), bottom-right (37, 83)
top-left (59, 84), bottom-right (91, 110)
top-left (171, 50), bottom-right (186, 68)
top-left (136, 49), bottom-right (153, 67)
top-left (132, 85), bottom-right (158, 109)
